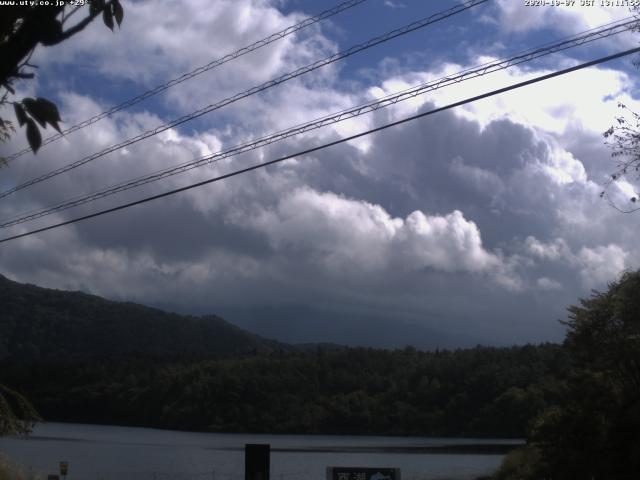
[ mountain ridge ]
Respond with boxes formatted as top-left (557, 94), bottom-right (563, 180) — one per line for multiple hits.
top-left (0, 273), bottom-right (285, 359)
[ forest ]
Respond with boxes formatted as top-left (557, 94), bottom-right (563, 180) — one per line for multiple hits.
top-left (0, 273), bottom-right (283, 359)
top-left (1, 343), bottom-right (567, 438)
top-left (0, 272), bottom-right (566, 439)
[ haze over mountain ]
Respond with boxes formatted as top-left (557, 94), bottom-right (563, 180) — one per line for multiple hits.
top-left (211, 304), bottom-right (482, 350)
top-left (1, 272), bottom-right (476, 356)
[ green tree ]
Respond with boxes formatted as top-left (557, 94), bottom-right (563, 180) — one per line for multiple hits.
top-left (600, 7), bottom-right (640, 212)
top-left (602, 103), bottom-right (640, 212)
top-left (0, 384), bottom-right (39, 436)
top-left (495, 270), bottom-right (640, 479)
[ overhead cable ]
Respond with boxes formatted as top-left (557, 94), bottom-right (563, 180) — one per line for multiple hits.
top-left (2, 45), bottom-right (638, 245)
top-left (0, 0), bottom-right (490, 200)
top-left (1, 17), bottom-right (635, 228)
top-left (4, 0), bottom-right (370, 161)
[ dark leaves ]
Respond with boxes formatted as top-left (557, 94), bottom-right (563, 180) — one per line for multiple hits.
top-left (13, 103), bottom-right (27, 127)
top-left (90, 0), bottom-right (106, 16)
top-left (94, 0), bottom-right (124, 30)
top-left (22, 98), bottom-right (46, 128)
top-left (113, 0), bottom-right (124, 27)
top-left (103, 6), bottom-right (114, 31)
top-left (0, 117), bottom-right (15, 145)
top-left (603, 104), bottom-right (640, 211)
top-left (16, 97), bottom-right (64, 153)
top-left (35, 97), bottom-right (62, 133)
top-left (39, 18), bottom-right (64, 46)
top-left (20, 97), bottom-right (62, 133)
top-left (4, 0), bottom-right (123, 156)
top-left (25, 118), bottom-right (42, 153)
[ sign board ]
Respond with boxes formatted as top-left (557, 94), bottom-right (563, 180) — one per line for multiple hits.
top-left (59, 462), bottom-right (68, 476)
top-left (327, 467), bottom-right (400, 480)
top-left (245, 444), bottom-right (270, 480)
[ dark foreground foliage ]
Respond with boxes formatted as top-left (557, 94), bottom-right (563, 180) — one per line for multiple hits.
top-left (494, 270), bottom-right (640, 480)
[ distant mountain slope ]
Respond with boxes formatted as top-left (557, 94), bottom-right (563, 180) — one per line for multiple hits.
top-left (0, 274), bottom-right (283, 359)
top-left (216, 304), bottom-right (482, 350)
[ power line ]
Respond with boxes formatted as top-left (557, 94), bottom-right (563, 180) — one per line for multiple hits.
top-left (0, 0), bottom-right (490, 200)
top-left (4, 0), bottom-right (370, 162)
top-left (2, 45), bottom-right (638, 245)
top-left (1, 17), bottom-right (635, 228)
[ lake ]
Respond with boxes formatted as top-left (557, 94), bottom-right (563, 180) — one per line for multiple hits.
top-left (0, 423), bottom-right (522, 480)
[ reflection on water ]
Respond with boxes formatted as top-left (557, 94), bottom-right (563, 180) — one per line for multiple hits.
top-left (0, 423), bottom-right (522, 480)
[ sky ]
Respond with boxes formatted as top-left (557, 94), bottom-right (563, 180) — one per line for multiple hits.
top-left (1, 0), bottom-right (640, 348)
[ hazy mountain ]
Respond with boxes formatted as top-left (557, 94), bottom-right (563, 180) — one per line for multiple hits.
top-left (0, 273), bottom-right (284, 360)
top-left (214, 304), bottom-right (482, 350)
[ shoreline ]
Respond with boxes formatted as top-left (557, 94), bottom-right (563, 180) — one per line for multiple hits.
top-left (210, 444), bottom-right (521, 455)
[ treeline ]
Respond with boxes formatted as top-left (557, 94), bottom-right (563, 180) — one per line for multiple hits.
top-left (1, 343), bottom-right (568, 438)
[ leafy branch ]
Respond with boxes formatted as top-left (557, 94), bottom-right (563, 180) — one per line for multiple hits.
top-left (0, 384), bottom-right (40, 436)
top-left (602, 102), bottom-right (640, 213)
top-left (13, 97), bottom-right (62, 153)
top-left (0, 0), bottom-right (124, 162)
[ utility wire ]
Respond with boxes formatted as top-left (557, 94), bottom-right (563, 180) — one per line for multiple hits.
top-left (1, 17), bottom-right (635, 228)
top-left (0, 0), bottom-right (490, 200)
top-left (5, 0), bottom-right (370, 161)
top-left (2, 45), bottom-right (638, 245)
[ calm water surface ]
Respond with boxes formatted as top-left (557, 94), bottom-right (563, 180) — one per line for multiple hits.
top-left (0, 423), bottom-right (522, 480)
